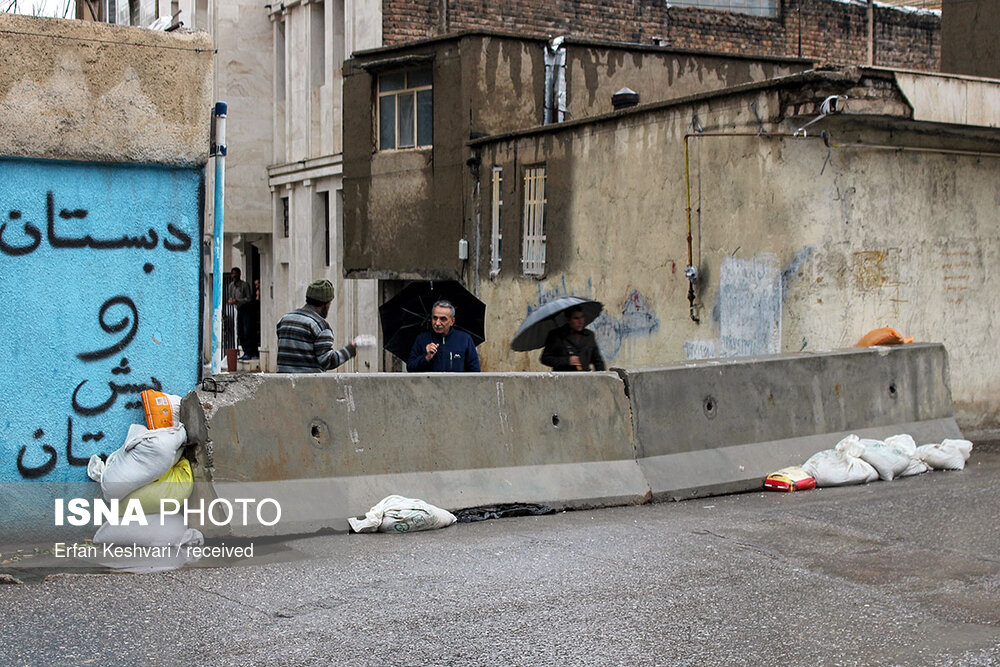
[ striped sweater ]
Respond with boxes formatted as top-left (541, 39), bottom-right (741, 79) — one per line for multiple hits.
top-left (276, 306), bottom-right (356, 373)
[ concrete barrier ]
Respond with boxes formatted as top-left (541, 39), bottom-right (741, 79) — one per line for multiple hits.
top-left (622, 343), bottom-right (961, 500)
top-left (184, 372), bottom-right (647, 535)
top-left (181, 343), bottom-right (962, 538)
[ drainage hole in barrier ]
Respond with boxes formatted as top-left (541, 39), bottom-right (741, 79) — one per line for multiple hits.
top-left (552, 414), bottom-right (560, 427)
top-left (703, 395), bottom-right (718, 420)
top-left (888, 383), bottom-right (898, 398)
top-left (308, 419), bottom-right (331, 449)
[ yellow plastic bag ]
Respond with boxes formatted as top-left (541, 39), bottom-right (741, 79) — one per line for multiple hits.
top-left (118, 458), bottom-right (193, 516)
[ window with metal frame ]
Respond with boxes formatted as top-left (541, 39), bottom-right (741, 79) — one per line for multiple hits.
top-left (490, 167), bottom-right (503, 277)
top-left (521, 166), bottom-right (546, 276)
top-left (666, 0), bottom-right (777, 18)
top-left (378, 68), bottom-right (433, 151)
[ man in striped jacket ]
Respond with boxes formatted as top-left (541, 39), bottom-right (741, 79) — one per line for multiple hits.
top-left (276, 280), bottom-right (361, 373)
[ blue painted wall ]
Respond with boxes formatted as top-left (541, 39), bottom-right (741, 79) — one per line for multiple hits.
top-left (0, 158), bottom-right (202, 483)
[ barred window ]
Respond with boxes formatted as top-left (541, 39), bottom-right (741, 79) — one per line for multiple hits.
top-left (378, 68), bottom-right (433, 151)
top-left (521, 166), bottom-right (546, 276)
top-left (490, 167), bottom-right (503, 277)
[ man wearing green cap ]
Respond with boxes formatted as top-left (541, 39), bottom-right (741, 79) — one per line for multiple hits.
top-left (276, 279), bottom-right (372, 373)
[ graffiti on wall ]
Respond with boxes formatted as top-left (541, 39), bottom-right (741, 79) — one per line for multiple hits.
top-left (528, 278), bottom-right (659, 360)
top-left (685, 254), bottom-right (782, 360)
top-left (0, 158), bottom-right (202, 482)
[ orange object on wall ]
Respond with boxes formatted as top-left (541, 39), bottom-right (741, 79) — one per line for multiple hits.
top-left (856, 327), bottom-right (914, 347)
top-left (141, 389), bottom-right (174, 430)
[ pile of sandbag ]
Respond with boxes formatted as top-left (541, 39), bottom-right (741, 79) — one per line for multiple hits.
top-left (766, 434), bottom-right (974, 491)
top-left (87, 390), bottom-right (203, 549)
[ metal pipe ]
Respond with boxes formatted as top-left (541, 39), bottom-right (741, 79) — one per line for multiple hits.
top-left (682, 131), bottom-right (825, 324)
top-left (211, 101), bottom-right (227, 375)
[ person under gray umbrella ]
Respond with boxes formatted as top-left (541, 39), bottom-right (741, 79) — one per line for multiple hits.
top-left (510, 297), bottom-right (605, 371)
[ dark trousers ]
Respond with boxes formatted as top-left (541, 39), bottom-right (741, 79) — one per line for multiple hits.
top-left (237, 304), bottom-right (258, 357)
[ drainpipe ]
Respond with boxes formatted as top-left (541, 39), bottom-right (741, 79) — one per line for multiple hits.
top-left (867, 0), bottom-right (875, 66)
top-left (210, 101), bottom-right (227, 375)
top-left (544, 36), bottom-right (566, 124)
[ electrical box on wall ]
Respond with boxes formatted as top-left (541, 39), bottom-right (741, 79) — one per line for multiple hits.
top-left (458, 238), bottom-right (469, 260)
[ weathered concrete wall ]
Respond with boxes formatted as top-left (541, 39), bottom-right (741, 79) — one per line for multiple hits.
top-left (0, 13), bottom-right (213, 165)
top-left (343, 32), bottom-right (810, 279)
top-left (471, 70), bottom-right (1000, 437)
top-left (0, 15), bottom-right (211, 541)
top-left (182, 343), bottom-right (958, 537)
top-left (208, 0), bottom-right (273, 236)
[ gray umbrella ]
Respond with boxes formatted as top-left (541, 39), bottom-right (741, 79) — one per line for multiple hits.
top-left (510, 296), bottom-right (604, 351)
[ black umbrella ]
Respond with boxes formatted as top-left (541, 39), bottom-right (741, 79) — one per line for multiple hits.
top-left (379, 280), bottom-right (486, 360)
top-left (510, 296), bottom-right (604, 351)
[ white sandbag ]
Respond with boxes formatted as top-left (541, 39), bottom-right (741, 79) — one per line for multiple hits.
top-left (348, 495), bottom-right (457, 533)
top-left (899, 458), bottom-right (930, 477)
top-left (884, 434), bottom-right (917, 457)
top-left (883, 434), bottom-right (928, 477)
top-left (93, 512), bottom-right (204, 547)
top-left (99, 424), bottom-right (187, 499)
top-left (917, 439), bottom-right (974, 470)
top-left (834, 434), bottom-right (866, 458)
top-left (859, 438), bottom-right (911, 481)
top-left (802, 439), bottom-right (879, 487)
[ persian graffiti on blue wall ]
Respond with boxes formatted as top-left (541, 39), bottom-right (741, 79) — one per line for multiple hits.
top-left (527, 278), bottom-right (659, 360)
top-left (0, 158), bottom-right (202, 483)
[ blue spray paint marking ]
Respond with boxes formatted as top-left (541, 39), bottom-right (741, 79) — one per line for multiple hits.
top-left (0, 158), bottom-right (202, 482)
top-left (528, 280), bottom-right (659, 360)
top-left (781, 246), bottom-right (815, 298)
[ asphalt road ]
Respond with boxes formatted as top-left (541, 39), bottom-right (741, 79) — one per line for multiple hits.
top-left (2, 445), bottom-right (999, 666)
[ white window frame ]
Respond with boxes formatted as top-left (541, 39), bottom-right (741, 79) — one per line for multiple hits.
top-left (377, 68), bottom-right (433, 151)
top-left (521, 165), bottom-right (547, 276)
top-left (490, 167), bottom-right (503, 277)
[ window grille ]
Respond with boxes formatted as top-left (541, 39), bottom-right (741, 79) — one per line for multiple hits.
top-left (490, 167), bottom-right (503, 277)
top-left (521, 166), bottom-right (546, 276)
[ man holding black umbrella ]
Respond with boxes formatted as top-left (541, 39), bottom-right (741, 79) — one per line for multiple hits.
top-left (406, 300), bottom-right (481, 372)
top-left (540, 306), bottom-right (606, 372)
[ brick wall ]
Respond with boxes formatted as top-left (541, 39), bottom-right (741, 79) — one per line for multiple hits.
top-left (381, 0), bottom-right (940, 71)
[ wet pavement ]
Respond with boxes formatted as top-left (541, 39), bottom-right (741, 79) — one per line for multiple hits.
top-left (2, 444), bottom-right (999, 666)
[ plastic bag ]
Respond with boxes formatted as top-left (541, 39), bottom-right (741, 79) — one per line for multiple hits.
top-left (856, 327), bottom-right (914, 346)
top-left (93, 512), bottom-right (203, 547)
top-left (859, 438), bottom-right (911, 481)
top-left (802, 435), bottom-right (879, 486)
top-left (90, 424), bottom-right (187, 499)
top-left (763, 465), bottom-right (817, 492)
top-left (118, 458), bottom-right (193, 516)
top-left (917, 439), bottom-right (974, 471)
top-left (348, 495), bottom-right (457, 533)
top-left (140, 390), bottom-right (182, 429)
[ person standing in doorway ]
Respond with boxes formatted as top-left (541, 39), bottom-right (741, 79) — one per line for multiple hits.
top-left (406, 300), bottom-right (481, 372)
top-left (228, 267), bottom-right (256, 359)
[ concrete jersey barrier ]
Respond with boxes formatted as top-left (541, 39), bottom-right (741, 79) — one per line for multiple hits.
top-left (620, 343), bottom-right (960, 500)
top-left (182, 343), bottom-right (961, 537)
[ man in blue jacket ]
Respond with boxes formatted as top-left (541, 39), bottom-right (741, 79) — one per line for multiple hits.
top-left (406, 300), bottom-right (481, 372)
